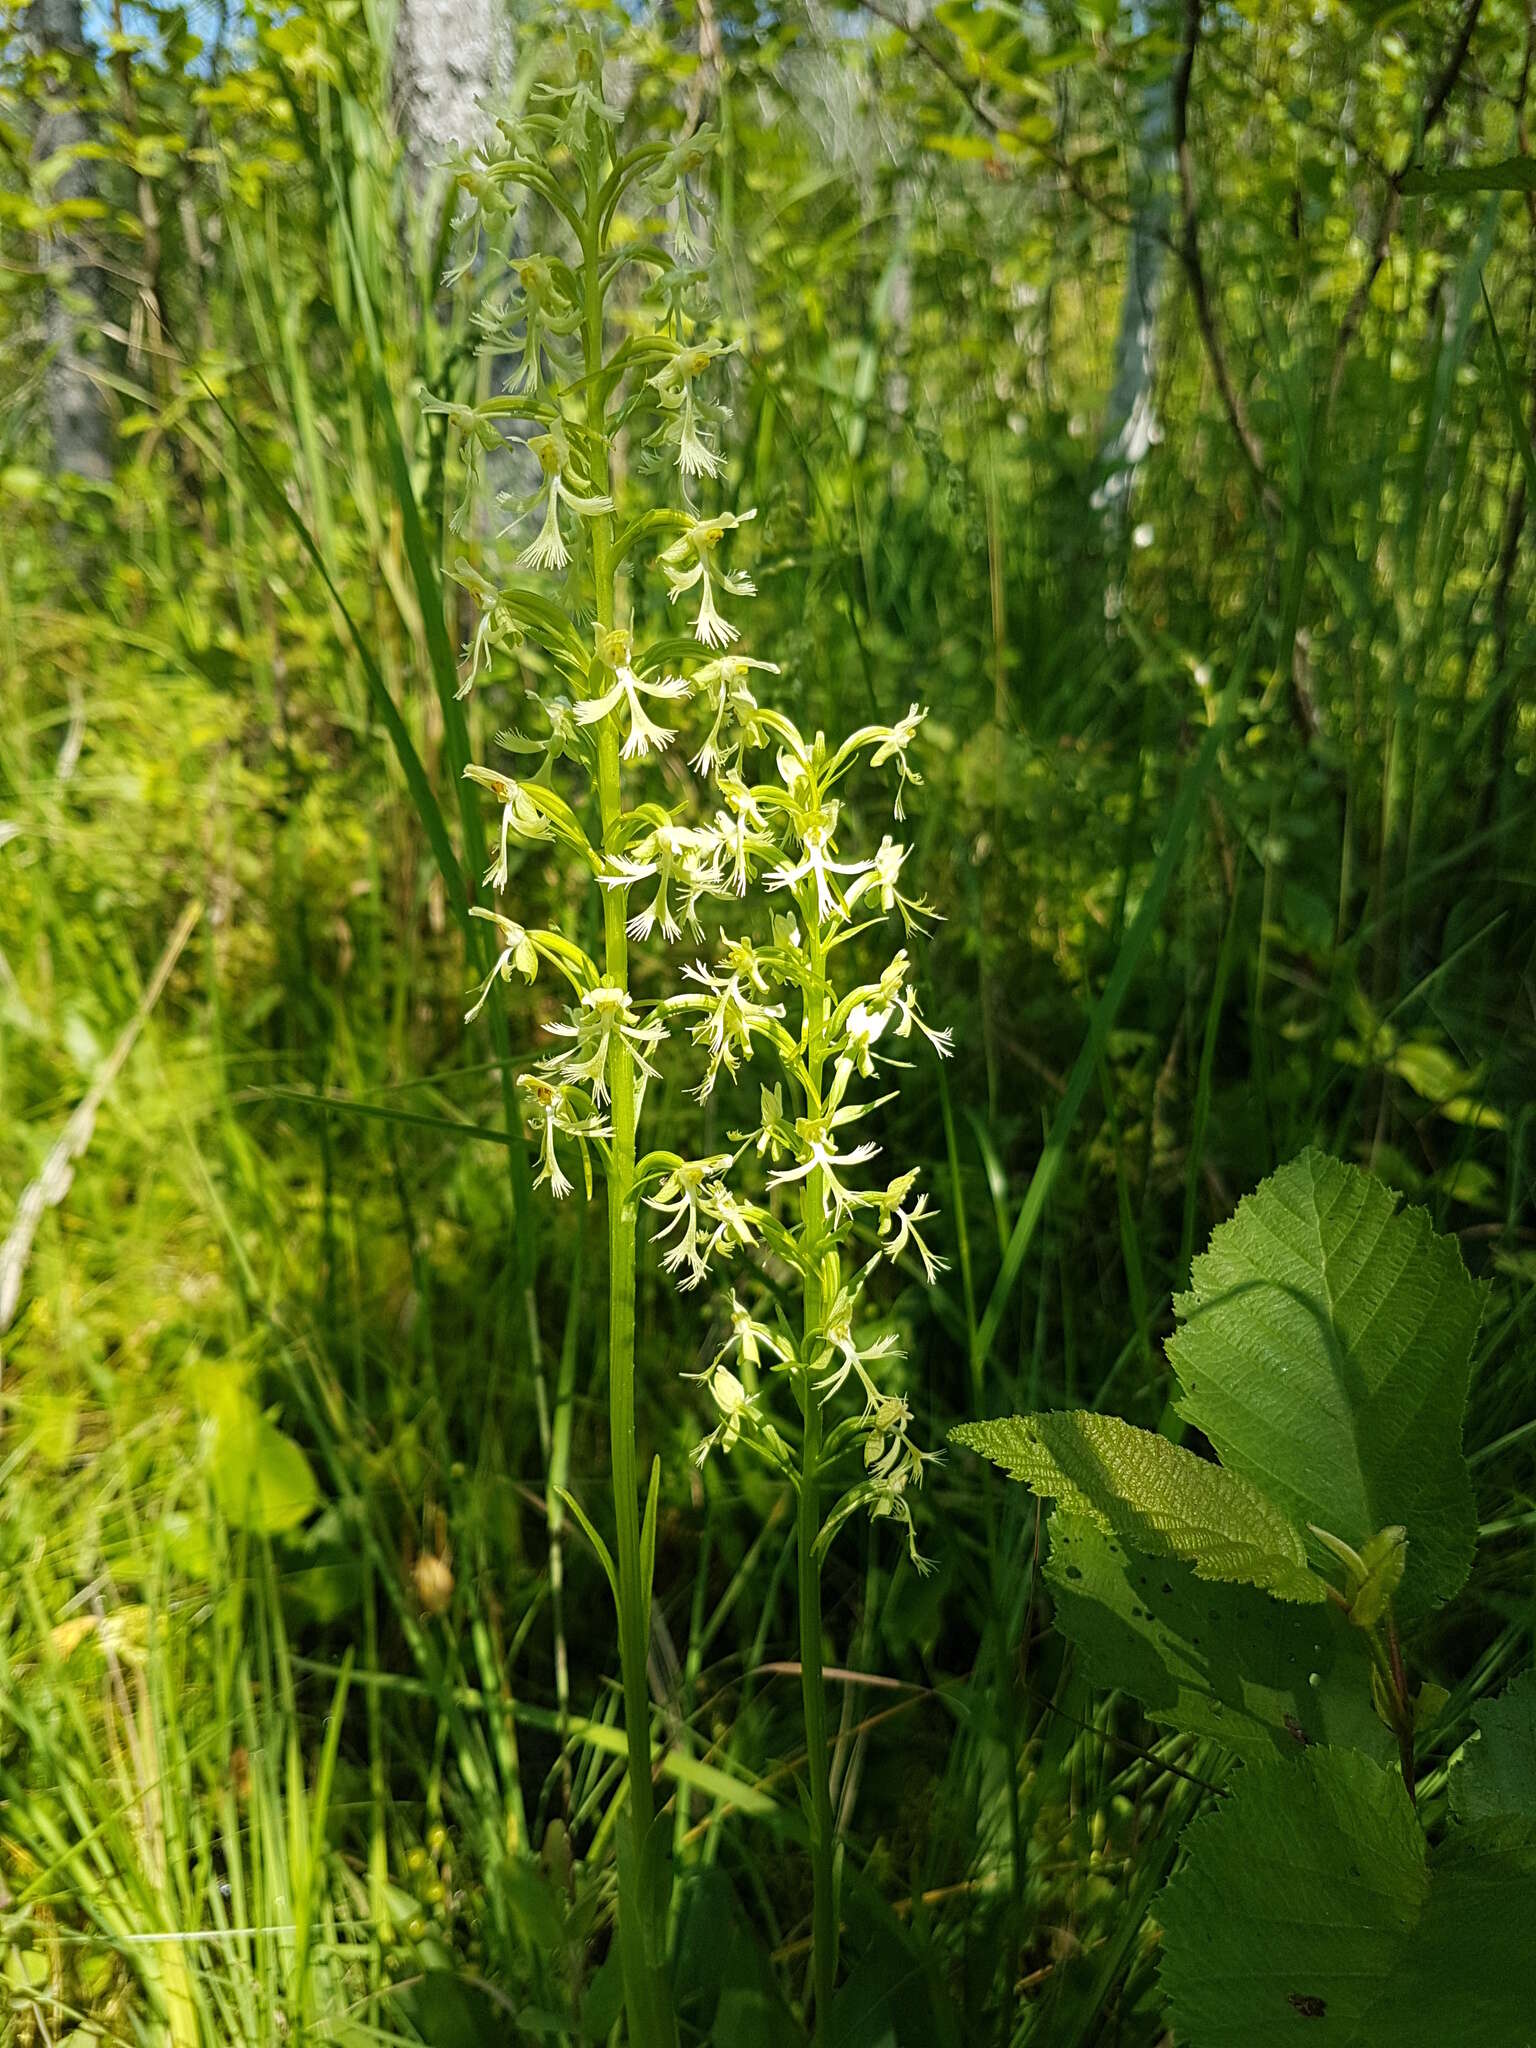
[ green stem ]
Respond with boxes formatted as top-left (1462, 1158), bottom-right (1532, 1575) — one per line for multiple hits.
top-left (1362, 1611), bottom-right (1417, 1807)
top-left (582, 153), bottom-right (675, 2048)
top-left (797, 914), bottom-right (838, 2033)
top-left (796, 1371), bottom-right (837, 2032)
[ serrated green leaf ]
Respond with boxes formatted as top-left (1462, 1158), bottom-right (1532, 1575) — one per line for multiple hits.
top-left (1168, 1150), bottom-right (1484, 1621)
top-left (1159, 1751), bottom-right (1429, 2045)
top-left (1361, 1819), bottom-right (1536, 2046)
top-left (1045, 1514), bottom-right (1388, 1762)
top-left (1160, 1742), bottom-right (1536, 2047)
top-left (1451, 1669), bottom-right (1536, 1825)
top-left (952, 1412), bottom-right (1322, 1601)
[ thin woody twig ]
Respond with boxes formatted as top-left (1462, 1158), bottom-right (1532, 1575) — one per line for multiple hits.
top-left (856, 0), bottom-right (1135, 233)
top-left (1325, 0), bottom-right (1484, 406)
top-left (1172, 0), bottom-right (1282, 517)
top-left (0, 899), bottom-right (203, 1392)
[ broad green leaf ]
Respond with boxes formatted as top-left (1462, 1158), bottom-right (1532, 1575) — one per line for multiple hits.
top-left (215, 1412), bottom-right (321, 1536)
top-left (951, 1411), bottom-right (1322, 1601)
top-left (1045, 1515), bottom-right (1388, 1763)
top-left (188, 1364), bottom-right (321, 1537)
top-left (1387, 1040), bottom-right (1481, 1105)
top-left (1450, 1668), bottom-right (1536, 1825)
top-left (1160, 1742), bottom-right (1536, 2047)
top-left (1359, 1820), bottom-right (1536, 2045)
top-left (1159, 1751), bottom-right (1429, 2045)
top-left (1168, 1150), bottom-right (1484, 1620)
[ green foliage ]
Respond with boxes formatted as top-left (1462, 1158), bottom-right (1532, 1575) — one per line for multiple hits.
top-left (952, 1411), bottom-right (1322, 1601)
top-left (1044, 1516), bottom-right (1386, 1762)
top-left (1158, 1691), bottom-right (1536, 2047)
top-left (186, 1360), bottom-right (322, 1538)
top-left (2, 1), bottom-right (1535, 2043)
top-left (1450, 1670), bottom-right (1536, 1825)
top-left (1159, 1748), bottom-right (1429, 2045)
top-left (957, 1153), bottom-right (1491, 1796)
top-left (1169, 1150), bottom-right (1485, 1621)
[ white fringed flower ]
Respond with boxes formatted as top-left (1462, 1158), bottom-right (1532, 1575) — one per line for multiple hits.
top-left (514, 432), bottom-right (613, 572)
top-left (685, 1358), bottom-right (755, 1464)
top-left (657, 511), bottom-right (758, 648)
top-left (766, 813), bottom-right (874, 923)
top-left (646, 1155), bottom-right (734, 1289)
top-left (543, 985), bottom-right (666, 1104)
top-left (690, 654), bottom-right (778, 774)
top-left (766, 1120), bottom-right (882, 1223)
top-left (465, 908), bottom-right (538, 1023)
top-left (600, 823), bottom-right (720, 942)
top-left (575, 643), bottom-right (692, 758)
top-left (648, 340), bottom-right (737, 478)
top-left (461, 764), bottom-right (552, 891)
top-left (676, 958), bottom-right (787, 1097)
top-left (518, 1074), bottom-right (610, 1201)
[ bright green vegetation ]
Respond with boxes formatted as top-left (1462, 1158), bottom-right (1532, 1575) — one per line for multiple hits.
top-left (2, 3), bottom-right (1534, 2044)
top-left (964, 1155), bottom-right (1536, 2042)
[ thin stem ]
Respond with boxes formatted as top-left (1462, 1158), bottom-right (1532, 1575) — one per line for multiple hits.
top-left (582, 137), bottom-right (675, 2048)
top-left (797, 908), bottom-right (839, 2032)
top-left (1359, 1609), bottom-right (1417, 1807)
top-left (1384, 1613), bottom-right (1417, 1808)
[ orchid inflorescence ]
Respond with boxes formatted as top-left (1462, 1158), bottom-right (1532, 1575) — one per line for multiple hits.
top-left (431, 42), bottom-right (954, 2028)
top-left (439, 61), bottom-right (950, 1578)
top-left (493, 701), bottom-right (949, 1536)
top-left (471, 683), bottom-right (950, 1560)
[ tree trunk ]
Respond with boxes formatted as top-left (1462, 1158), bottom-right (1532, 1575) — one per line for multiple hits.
top-left (1092, 4), bottom-right (1174, 533)
top-left (392, 0), bottom-right (508, 197)
top-left (29, 0), bottom-right (111, 481)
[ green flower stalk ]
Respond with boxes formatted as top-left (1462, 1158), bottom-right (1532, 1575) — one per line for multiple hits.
top-left (440, 32), bottom-right (948, 2038)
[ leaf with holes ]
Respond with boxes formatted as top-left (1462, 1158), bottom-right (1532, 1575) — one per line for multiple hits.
top-left (1167, 1150), bottom-right (1484, 1621)
top-left (951, 1411), bottom-right (1322, 1601)
top-left (1045, 1514), bottom-right (1388, 1763)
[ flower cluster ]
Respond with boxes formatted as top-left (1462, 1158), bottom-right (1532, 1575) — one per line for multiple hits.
top-left (442, 90), bottom-right (949, 1573)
